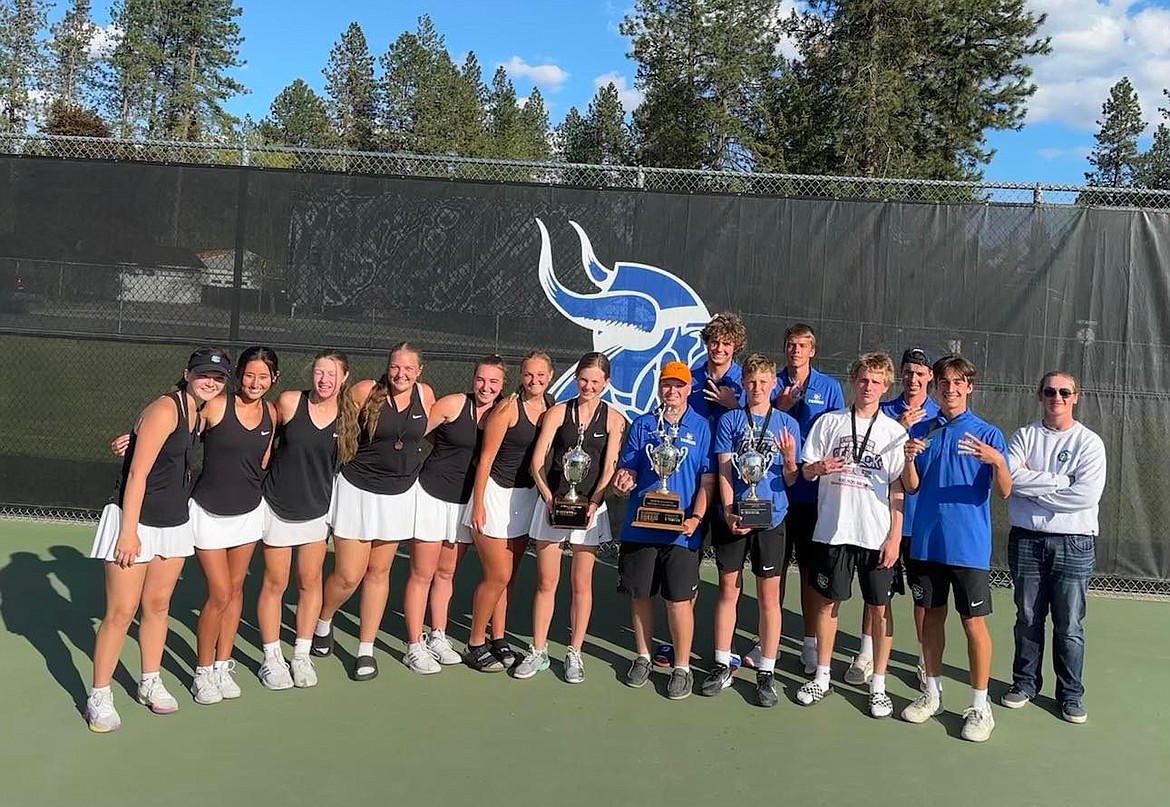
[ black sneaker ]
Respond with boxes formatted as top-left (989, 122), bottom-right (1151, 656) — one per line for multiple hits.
top-left (700, 662), bottom-right (734, 696)
top-left (310, 625), bottom-right (334, 657)
top-left (489, 638), bottom-right (517, 669)
top-left (755, 671), bottom-right (778, 708)
top-left (667, 668), bottom-right (693, 700)
top-left (465, 642), bottom-right (505, 673)
top-left (1001, 685), bottom-right (1032, 709)
top-left (625, 657), bottom-right (652, 688)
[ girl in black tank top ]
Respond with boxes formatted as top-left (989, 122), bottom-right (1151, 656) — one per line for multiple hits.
top-left (465, 352), bottom-right (555, 672)
top-left (88, 348), bottom-right (229, 733)
top-left (191, 347), bottom-right (279, 701)
top-left (315, 343), bottom-right (435, 682)
top-left (256, 350), bottom-right (359, 689)
top-left (401, 356), bottom-right (507, 671)
top-left (522, 352), bottom-right (627, 680)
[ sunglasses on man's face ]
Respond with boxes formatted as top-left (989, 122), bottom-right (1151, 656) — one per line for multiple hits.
top-left (1042, 387), bottom-right (1075, 399)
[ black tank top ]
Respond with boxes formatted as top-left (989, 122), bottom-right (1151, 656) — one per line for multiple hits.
top-left (115, 391), bottom-right (195, 528)
top-left (419, 393), bottom-right (481, 504)
top-left (262, 392), bottom-right (338, 521)
top-left (191, 396), bottom-right (274, 516)
top-left (341, 384), bottom-right (426, 495)
top-left (489, 393), bottom-right (554, 489)
top-left (545, 399), bottom-right (609, 499)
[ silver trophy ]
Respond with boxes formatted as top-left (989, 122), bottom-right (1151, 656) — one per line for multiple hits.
top-left (561, 425), bottom-right (592, 503)
top-left (645, 408), bottom-right (686, 492)
top-left (731, 420), bottom-right (776, 528)
top-left (634, 406), bottom-right (687, 529)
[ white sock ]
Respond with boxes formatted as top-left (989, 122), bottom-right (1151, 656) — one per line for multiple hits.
top-left (926, 676), bottom-right (942, 697)
top-left (870, 673), bottom-right (887, 695)
top-left (971, 688), bottom-right (989, 710)
top-left (759, 656), bottom-right (776, 673)
top-left (140, 671), bottom-right (160, 682)
top-left (293, 638), bottom-right (311, 658)
top-left (90, 684), bottom-right (111, 696)
top-left (815, 664), bottom-right (831, 688)
top-left (714, 648), bottom-right (732, 666)
top-left (195, 665), bottom-right (212, 677)
top-left (212, 660), bottom-right (229, 672)
top-left (409, 640), bottom-right (426, 652)
top-left (431, 628), bottom-right (446, 639)
top-left (314, 619), bottom-right (332, 637)
top-left (859, 634), bottom-right (874, 660)
top-left (637, 652), bottom-right (651, 662)
top-left (357, 641), bottom-right (374, 657)
top-left (674, 664), bottom-right (691, 673)
top-left (262, 641), bottom-right (282, 659)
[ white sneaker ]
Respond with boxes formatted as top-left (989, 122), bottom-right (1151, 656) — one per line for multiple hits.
top-left (801, 645), bottom-right (817, 675)
top-left (564, 647), bottom-right (585, 684)
top-left (869, 691), bottom-right (894, 719)
top-left (258, 655), bottom-right (294, 691)
top-left (86, 689), bottom-right (121, 733)
top-left (742, 642), bottom-right (763, 669)
top-left (291, 655), bottom-right (318, 688)
top-left (404, 642), bottom-right (443, 675)
top-left (961, 705), bottom-right (995, 742)
top-left (191, 669), bottom-right (223, 705)
top-left (426, 630), bottom-right (463, 666)
top-left (796, 678), bottom-right (832, 706)
top-left (843, 655), bottom-right (873, 686)
top-left (137, 677), bottom-right (179, 714)
top-left (213, 661), bottom-right (241, 699)
top-left (901, 690), bottom-right (942, 723)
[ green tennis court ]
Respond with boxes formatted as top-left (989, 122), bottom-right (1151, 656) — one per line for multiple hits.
top-left (1, 520), bottom-right (1164, 807)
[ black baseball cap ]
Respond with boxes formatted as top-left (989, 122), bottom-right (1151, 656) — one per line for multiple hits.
top-left (901, 348), bottom-right (932, 368)
top-left (186, 348), bottom-right (232, 378)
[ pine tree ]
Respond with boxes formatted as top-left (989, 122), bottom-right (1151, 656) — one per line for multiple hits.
top-left (486, 65), bottom-right (524, 157)
top-left (0, 0), bottom-right (50, 132)
top-left (323, 22), bottom-right (377, 150)
top-left (46, 0), bottom-right (98, 106)
top-left (101, 0), bottom-right (159, 138)
top-left (557, 83), bottom-right (634, 164)
top-left (556, 106), bottom-right (590, 162)
top-left (261, 78), bottom-right (334, 147)
top-left (517, 86), bottom-right (551, 159)
top-left (42, 97), bottom-right (110, 136)
top-left (1085, 77), bottom-right (1145, 187)
top-left (1134, 89), bottom-right (1170, 191)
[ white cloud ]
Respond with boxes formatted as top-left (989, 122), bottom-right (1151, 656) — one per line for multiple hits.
top-left (1037, 145), bottom-right (1093, 160)
top-left (1026, 1), bottom-right (1170, 131)
top-left (88, 23), bottom-right (120, 60)
top-left (592, 72), bottom-right (644, 111)
top-left (502, 56), bottom-right (569, 91)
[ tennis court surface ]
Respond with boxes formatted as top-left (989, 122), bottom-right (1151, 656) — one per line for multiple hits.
top-left (1, 520), bottom-right (1165, 807)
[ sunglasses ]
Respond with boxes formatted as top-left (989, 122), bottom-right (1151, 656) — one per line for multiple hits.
top-left (1042, 387), bottom-right (1075, 399)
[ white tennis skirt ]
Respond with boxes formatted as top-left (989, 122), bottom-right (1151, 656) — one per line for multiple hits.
top-left (328, 472), bottom-right (418, 542)
top-left (261, 498), bottom-right (329, 547)
top-left (414, 485), bottom-right (472, 544)
top-left (462, 477), bottom-right (540, 540)
top-left (528, 498), bottom-right (612, 547)
top-left (90, 503), bottom-right (195, 564)
top-left (190, 498), bottom-right (265, 550)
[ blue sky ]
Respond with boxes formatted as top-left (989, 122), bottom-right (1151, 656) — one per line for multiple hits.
top-left (69, 0), bottom-right (1170, 186)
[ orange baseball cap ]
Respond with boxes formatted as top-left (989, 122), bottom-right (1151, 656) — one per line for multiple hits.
top-left (660, 360), bottom-right (692, 385)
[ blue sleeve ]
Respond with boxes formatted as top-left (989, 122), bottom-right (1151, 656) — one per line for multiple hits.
top-left (620, 419), bottom-right (643, 469)
top-left (698, 425), bottom-right (715, 476)
top-left (787, 413), bottom-right (804, 462)
top-left (827, 379), bottom-right (846, 411)
top-left (713, 410), bottom-right (736, 455)
top-left (989, 426), bottom-right (1007, 453)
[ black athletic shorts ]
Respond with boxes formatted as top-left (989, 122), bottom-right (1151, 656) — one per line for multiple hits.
top-left (905, 559), bottom-right (992, 618)
top-left (783, 502), bottom-right (818, 569)
top-left (618, 541), bottom-right (702, 602)
top-left (808, 542), bottom-right (901, 606)
top-left (712, 519), bottom-right (786, 579)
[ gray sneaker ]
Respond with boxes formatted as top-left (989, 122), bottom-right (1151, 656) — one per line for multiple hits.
top-left (404, 642), bottom-right (443, 675)
top-left (666, 667), bottom-right (693, 700)
top-left (1001, 685), bottom-right (1032, 709)
top-left (259, 656), bottom-right (294, 691)
top-left (961, 705), bottom-right (995, 742)
top-left (426, 630), bottom-right (463, 666)
top-left (901, 690), bottom-right (943, 723)
top-left (1061, 700), bottom-right (1087, 724)
top-left (564, 647), bottom-right (585, 684)
top-left (290, 655), bottom-right (318, 688)
top-left (843, 655), bottom-right (874, 686)
top-left (625, 656), bottom-right (652, 688)
top-left (513, 646), bottom-right (550, 679)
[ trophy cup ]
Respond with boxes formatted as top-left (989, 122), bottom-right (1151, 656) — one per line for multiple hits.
top-left (731, 424), bottom-right (775, 529)
top-left (550, 424), bottom-right (592, 528)
top-left (633, 408), bottom-right (688, 530)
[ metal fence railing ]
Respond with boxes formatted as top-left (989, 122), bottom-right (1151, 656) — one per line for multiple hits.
top-left (5, 132), bottom-right (1170, 208)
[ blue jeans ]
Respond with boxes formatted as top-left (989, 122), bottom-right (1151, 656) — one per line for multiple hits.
top-left (1008, 527), bottom-right (1095, 703)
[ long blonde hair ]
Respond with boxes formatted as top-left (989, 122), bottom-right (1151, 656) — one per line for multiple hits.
top-left (361, 342), bottom-right (423, 438)
top-left (316, 350), bottom-right (359, 464)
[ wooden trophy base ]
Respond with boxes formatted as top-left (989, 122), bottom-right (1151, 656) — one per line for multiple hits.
top-left (550, 498), bottom-right (590, 529)
top-left (632, 490), bottom-right (685, 530)
top-left (734, 499), bottom-right (773, 530)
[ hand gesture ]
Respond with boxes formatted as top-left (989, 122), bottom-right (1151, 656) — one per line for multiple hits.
top-left (814, 456), bottom-right (847, 476)
top-left (612, 468), bottom-right (636, 494)
top-left (113, 530), bottom-right (141, 569)
top-left (899, 407), bottom-right (928, 430)
top-left (110, 432), bottom-right (131, 457)
top-left (904, 438), bottom-right (928, 462)
top-left (777, 428), bottom-right (797, 466)
top-left (958, 432), bottom-right (1005, 467)
top-left (775, 385), bottom-right (802, 412)
top-left (704, 380), bottom-right (739, 410)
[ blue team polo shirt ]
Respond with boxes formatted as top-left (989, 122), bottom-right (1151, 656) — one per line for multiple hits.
top-left (688, 360), bottom-right (745, 429)
top-left (713, 407), bottom-right (803, 529)
top-left (619, 406), bottom-right (714, 550)
top-left (880, 395), bottom-right (941, 537)
top-left (773, 367), bottom-right (845, 505)
top-left (909, 409), bottom-right (1007, 570)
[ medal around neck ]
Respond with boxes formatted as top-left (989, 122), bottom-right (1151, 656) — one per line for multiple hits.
top-left (731, 432), bottom-right (775, 530)
top-left (550, 424), bottom-right (593, 528)
top-left (633, 409), bottom-right (687, 530)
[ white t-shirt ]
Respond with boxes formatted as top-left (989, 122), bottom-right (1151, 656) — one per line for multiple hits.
top-left (802, 408), bottom-right (907, 550)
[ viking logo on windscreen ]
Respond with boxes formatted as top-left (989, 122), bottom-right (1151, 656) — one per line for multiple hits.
top-left (535, 219), bottom-right (712, 422)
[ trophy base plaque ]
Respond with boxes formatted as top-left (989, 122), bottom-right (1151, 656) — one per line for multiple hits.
top-left (734, 499), bottom-right (773, 530)
top-left (632, 490), bottom-right (686, 530)
top-left (550, 498), bottom-right (590, 529)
